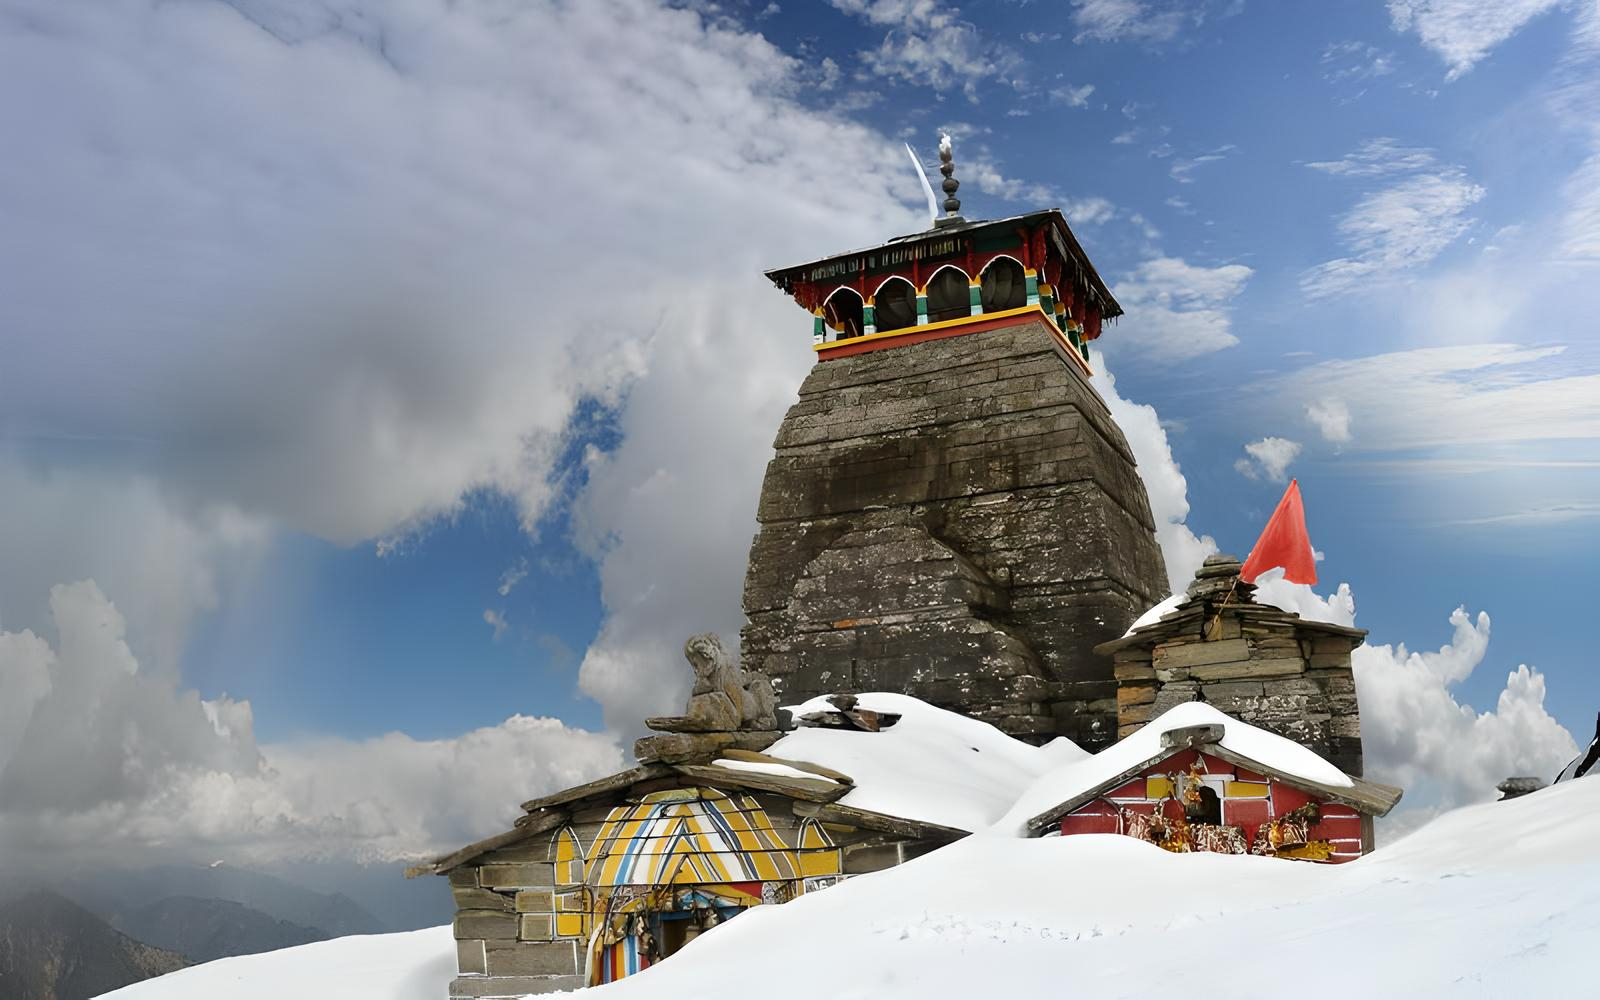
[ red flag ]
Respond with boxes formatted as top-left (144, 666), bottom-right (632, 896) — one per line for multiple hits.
top-left (1240, 479), bottom-right (1318, 585)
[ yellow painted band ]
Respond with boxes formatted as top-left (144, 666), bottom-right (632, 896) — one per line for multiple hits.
top-left (812, 304), bottom-right (1049, 352)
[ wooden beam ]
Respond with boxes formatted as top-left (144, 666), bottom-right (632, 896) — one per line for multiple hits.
top-left (793, 801), bottom-right (969, 842)
top-left (405, 808), bottom-right (570, 878)
top-left (669, 764), bottom-right (851, 804)
top-left (518, 763), bottom-right (672, 814)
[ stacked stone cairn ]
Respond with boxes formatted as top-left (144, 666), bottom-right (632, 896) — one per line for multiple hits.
top-left (1100, 554), bottom-right (1368, 777)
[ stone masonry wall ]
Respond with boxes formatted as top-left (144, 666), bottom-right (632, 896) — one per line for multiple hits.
top-left (742, 319), bottom-right (1168, 747)
top-left (1110, 557), bottom-right (1366, 777)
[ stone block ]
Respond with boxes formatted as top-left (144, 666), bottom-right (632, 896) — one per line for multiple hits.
top-left (485, 941), bottom-right (579, 978)
top-left (518, 914), bottom-right (553, 941)
top-left (478, 863), bottom-right (554, 890)
top-left (448, 868), bottom-right (480, 888)
top-left (477, 840), bottom-right (550, 864)
top-left (1200, 680), bottom-right (1264, 702)
top-left (1116, 683), bottom-right (1156, 708)
top-left (450, 974), bottom-right (587, 998)
top-left (456, 939), bottom-right (487, 976)
top-left (453, 888), bottom-right (513, 912)
top-left (455, 910), bottom-right (518, 941)
top-left (514, 890), bottom-right (554, 913)
top-left (1153, 638), bottom-right (1250, 668)
top-left (1113, 662), bottom-right (1154, 681)
top-left (1188, 657), bottom-right (1306, 682)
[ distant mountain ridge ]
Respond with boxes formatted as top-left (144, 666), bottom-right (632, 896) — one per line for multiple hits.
top-left (112, 895), bottom-right (328, 964)
top-left (0, 890), bottom-right (187, 1000)
top-left (65, 864), bottom-right (384, 938)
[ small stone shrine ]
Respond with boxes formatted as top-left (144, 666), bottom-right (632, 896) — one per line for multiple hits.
top-left (410, 637), bottom-right (968, 997)
top-left (1098, 554), bottom-right (1368, 777)
top-left (745, 138), bottom-right (1168, 749)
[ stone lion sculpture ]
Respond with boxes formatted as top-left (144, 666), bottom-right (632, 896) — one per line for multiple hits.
top-left (678, 633), bottom-right (779, 731)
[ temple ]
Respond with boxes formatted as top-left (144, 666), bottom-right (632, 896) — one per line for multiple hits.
top-left (416, 138), bottom-right (1387, 998)
top-left (743, 139), bottom-right (1168, 748)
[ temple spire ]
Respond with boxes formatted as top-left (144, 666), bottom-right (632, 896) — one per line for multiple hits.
top-left (936, 133), bottom-right (963, 226)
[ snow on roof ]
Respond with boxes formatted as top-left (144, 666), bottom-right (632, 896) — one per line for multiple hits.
top-left (998, 701), bottom-right (1354, 834)
top-left (1122, 592), bottom-right (1183, 636)
top-left (755, 693), bottom-right (1087, 833)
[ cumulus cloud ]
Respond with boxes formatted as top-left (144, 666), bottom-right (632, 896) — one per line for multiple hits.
top-left (1101, 386), bottom-right (1575, 828)
top-left (0, 0), bottom-right (920, 551)
top-left (0, 0), bottom-right (927, 730)
top-left (828, 0), bottom-right (1021, 95)
top-left (1233, 436), bottom-right (1302, 482)
top-left (1102, 257), bottom-right (1253, 362)
top-left (1305, 398), bottom-right (1353, 444)
top-left (1090, 355), bottom-right (1218, 595)
top-left (1229, 578), bottom-right (1574, 825)
top-left (1355, 608), bottom-right (1577, 809)
top-left (0, 581), bottom-right (623, 865)
top-left (1388, 0), bottom-right (1564, 79)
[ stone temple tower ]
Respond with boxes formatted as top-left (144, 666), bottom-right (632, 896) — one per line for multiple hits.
top-left (741, 144), bottom-right (1168, 749)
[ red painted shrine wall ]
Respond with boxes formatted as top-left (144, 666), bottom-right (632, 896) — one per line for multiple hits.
top-left (1056, 749), bottom-right (1366, 863)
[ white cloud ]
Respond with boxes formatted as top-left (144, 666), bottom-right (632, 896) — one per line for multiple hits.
top-left (1103, 257), bottom-right (1253, 362)
top-left (1090, 356), bottom-right (1218, 595)
top-left (1306, 137), bottom-right (1438, 177)
top-left (1168, 144), bottom-right (1235, 183)
top-left (1062, 196), bottom-right (1116, 226)
top-left (1070, 0), bottom-right (1186, 44)
top-left (1050, 83), bottom-right (1096, 107)
top-left (1234, 436), bottom-right (1302, 482)
top-left (1301, 159), bottom-right (1485, 298)
top-left (1305, 398), bottom-right (1353, 444)
top-left (828, 0), bottom-right (1020, 95)
top-left (482, 608), bottom-right (509, 641)
top-left (1268, 344), bottom-right (1600, 452)
top-left (496, 558), bottom-right (530, 597)
top-left (1355, 608), bottom-right (1576, 808)
top-left (0, 0), bottom-right (928, 732)
top-left (1388, 0), bottom-right (1564, 79)
top-left (1094, 377), bottom-right (1576, 825)
top-left (1321, 41), bottom-right (1399, 83)
top-left (0, 580), bottom-right (623, 866)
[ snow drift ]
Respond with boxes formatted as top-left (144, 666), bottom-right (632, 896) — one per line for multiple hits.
top-left (100, 774), bottom-right (1599, 999)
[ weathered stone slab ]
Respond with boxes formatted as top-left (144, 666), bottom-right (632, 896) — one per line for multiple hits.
top-left (518, 913), bottom-right (553, 940)
top-left (477, 864), bottom-right (553, 890)
top-left (514, 890), bottom-right (554, 913)
top-left (452, 888), bottom-right (513, 912)
top-left (450, 973), bottom-right (587, 997)
top-left (485, 941), bottom-right (579, 978)
top-left (454, 910), bottom-right (518, 941)
top-left (1188, 657), bottom-right (1306, 682)
top-left (456, 939), bottom-right (487, 976)
top-left (1152, 638), bottom-right (1250, 668)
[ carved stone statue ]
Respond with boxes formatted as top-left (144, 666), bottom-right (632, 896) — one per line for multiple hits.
top-left (649, 633), bottom-right (779, 732)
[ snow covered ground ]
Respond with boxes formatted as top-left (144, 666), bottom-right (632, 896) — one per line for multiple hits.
top-left (97, 926), bottom-right (455, 1000)
top-left (101, 777), bottom-right (1600, 999)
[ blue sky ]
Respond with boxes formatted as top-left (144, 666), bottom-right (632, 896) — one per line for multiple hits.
top-left (1, 0), bottom-right (1597, 876)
